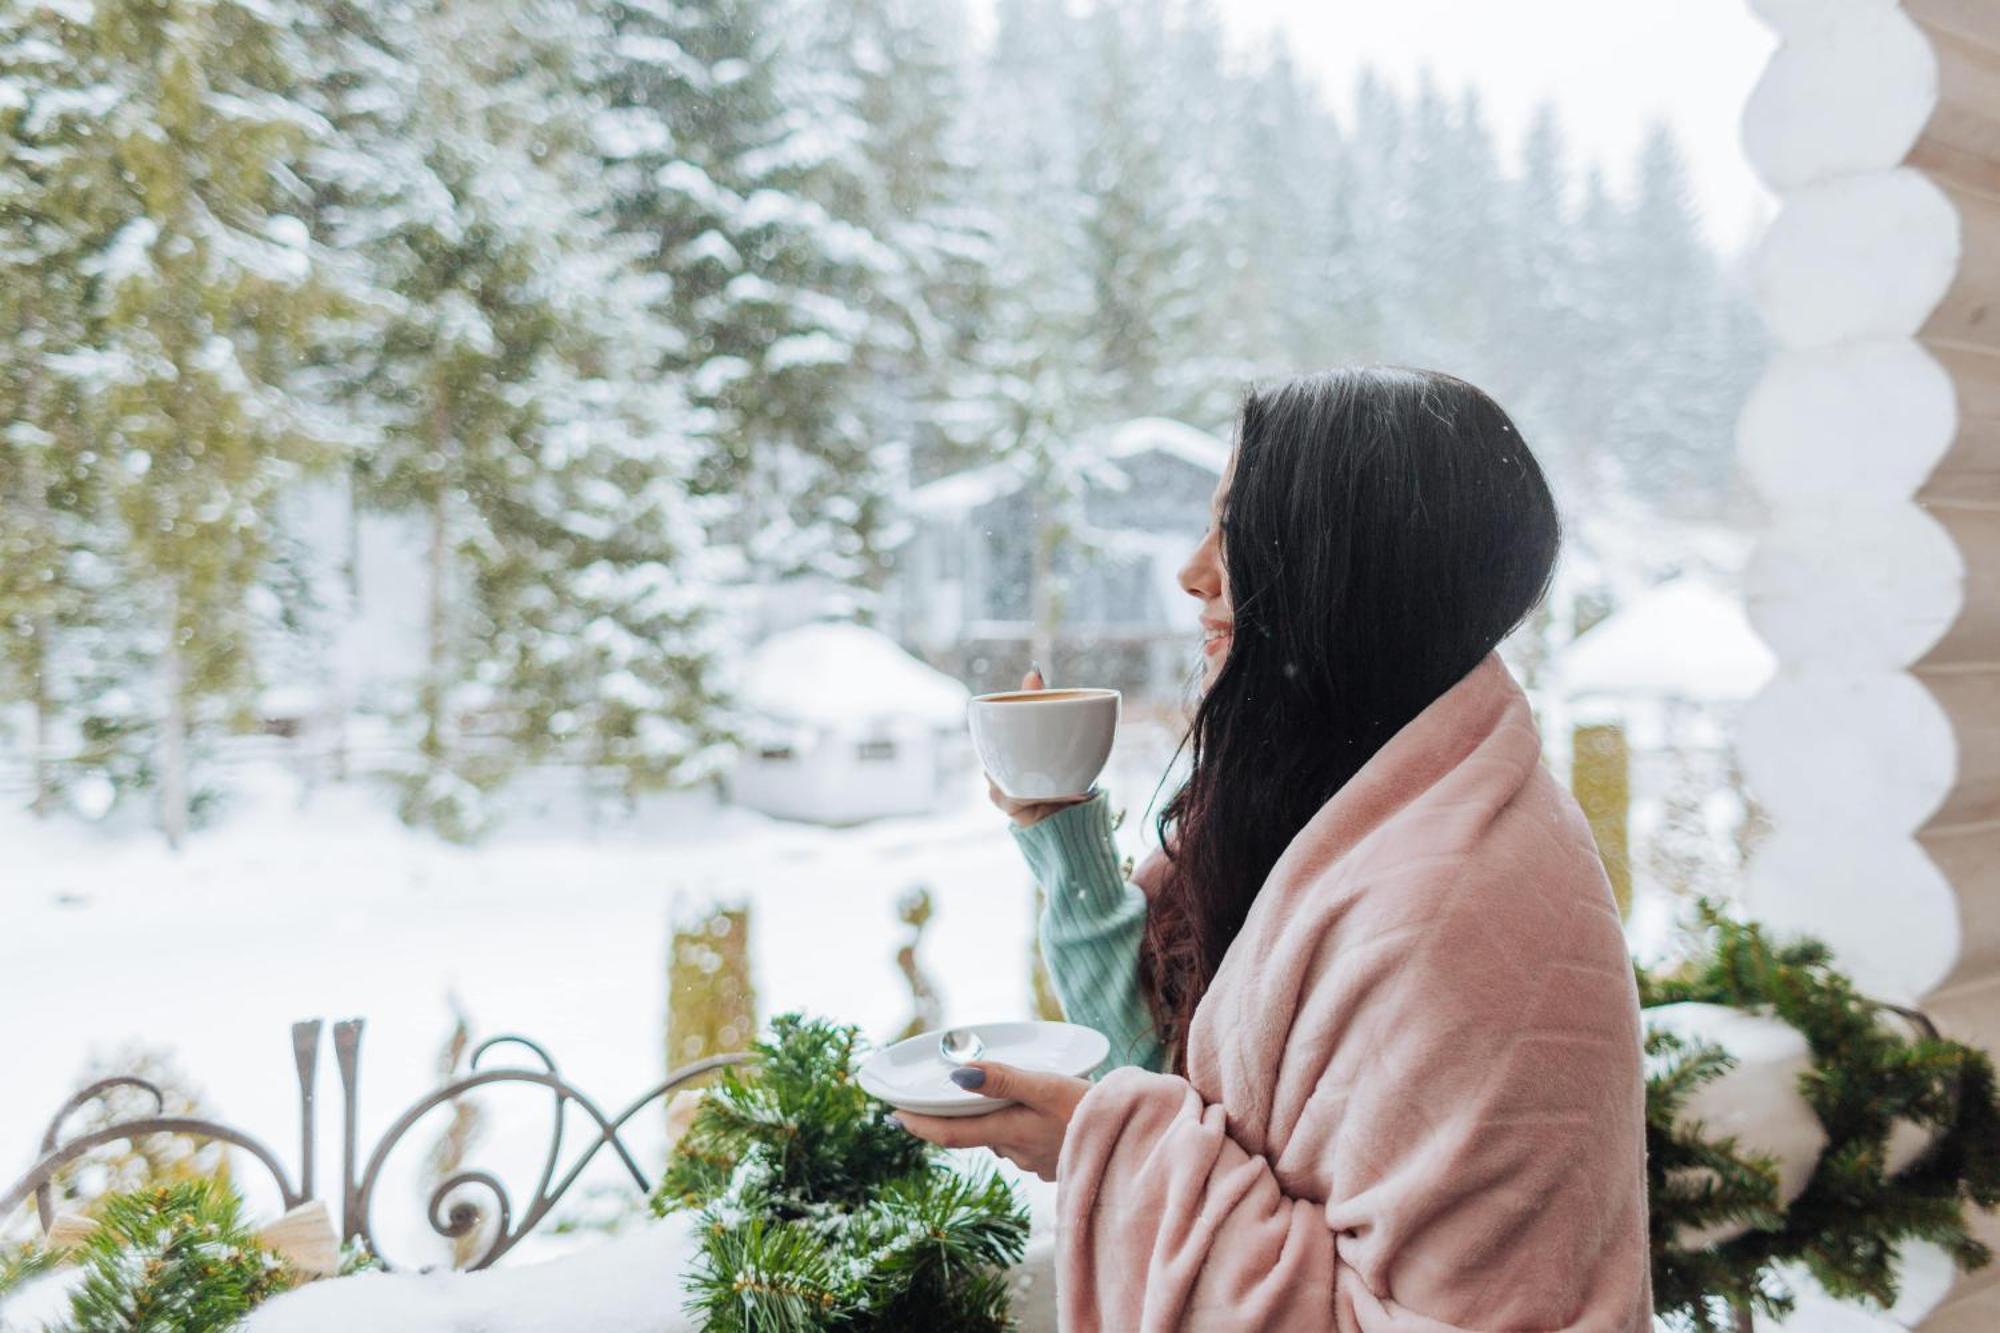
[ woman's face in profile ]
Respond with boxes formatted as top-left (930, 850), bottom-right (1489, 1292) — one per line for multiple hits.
top-left (1178, 451), bottom-right (1234, 688)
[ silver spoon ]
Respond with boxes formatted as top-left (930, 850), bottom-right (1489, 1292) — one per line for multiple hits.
top-left (939, 1027), bottom-right (985, 1066)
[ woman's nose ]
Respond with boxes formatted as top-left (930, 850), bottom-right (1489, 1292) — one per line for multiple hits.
top-left (1178, 529), bottom-right (1220, 601)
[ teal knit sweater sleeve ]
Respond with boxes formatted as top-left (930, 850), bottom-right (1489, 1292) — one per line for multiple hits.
top-left (1009, 791), bottom-right (1167, 1074)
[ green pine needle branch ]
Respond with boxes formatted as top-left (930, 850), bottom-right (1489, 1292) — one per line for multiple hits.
top-left (1, 1178), bottom-right (302, 1333)
top-left (654, 1012), bottom-right (1030, 1331)
top-left (1643, 901), bottom-right (2000, 1329)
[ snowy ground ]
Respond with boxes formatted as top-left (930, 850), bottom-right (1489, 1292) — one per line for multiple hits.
top-left (0, 728), bottom-right (1185, 1273)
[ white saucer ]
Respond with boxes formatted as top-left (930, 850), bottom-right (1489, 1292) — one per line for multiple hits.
top-left (857, 1021), bottom-right (1110, 1118)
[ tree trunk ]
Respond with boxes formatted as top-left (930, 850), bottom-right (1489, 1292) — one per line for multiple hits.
top-left (29, 613), bottom-right (53, 817)
top-left (424, 482), bottom-right (449, 764)
top-left (19, 400), bottom-right (56, 817)
top-left (329, 462), bottom-right (364, 783)
top-left (1028, 502), bottom-right (1060, 682)
top-left (160, 588), bottom-right (189, 851)
top-left (424, 389), bottom-right (453, 767)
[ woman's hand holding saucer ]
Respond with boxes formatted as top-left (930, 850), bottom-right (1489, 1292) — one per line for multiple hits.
top-left (892, 1061), bottom-right (1090, 1182)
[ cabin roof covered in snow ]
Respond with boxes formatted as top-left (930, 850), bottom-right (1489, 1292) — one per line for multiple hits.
top-left (739, 622), bottom-right (970, 726)
top-left (907, 416), bottom-right (1227, 517)
top-left (1557, 579), bottom-right (1776, 702)
top-left (1101, 416), bottom-right (1230, 472)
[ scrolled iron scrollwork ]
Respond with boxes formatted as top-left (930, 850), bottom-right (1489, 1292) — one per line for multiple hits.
top-left (3, 1070), bottom-right (307, 1237)
top-left (1, 1018), bottom-right (749, 1273)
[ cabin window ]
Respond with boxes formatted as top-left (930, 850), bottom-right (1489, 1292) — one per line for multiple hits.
top-left (937, 529), bottom-right (965, 580)
top-left (856, 738), bottom-right (897, 762)
top-left (758, 744), bottom-right (796, 762)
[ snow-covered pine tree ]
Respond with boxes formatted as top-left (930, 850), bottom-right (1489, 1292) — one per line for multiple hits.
top-left (950, 0), bottom-right (1239, 673)
top-left (0, 1), bottom-right (120, 816)
top-left (0, 410), bottom-right (95, 817)
top-left (1218, 35), bottom-right (1353, 379)
top-left (295, 0), bottom-right (534, 832)
top-left (779, 0), bottom-right (994, 528)
top-left (7, 0), bottom-right (342, 845)
top-left (951, 0), bottom-right (1104, 674)
top-left (463, 0), bottom-right (729, 801)
top-left (1338, 67), bottom-right (1415, 365)
top-left (1603, 122), bottom-right (1764, 517)
top-left (1489, 102), bottom-right (1585, 496)
top-left (1070, 0), bottom-right (1221, 425)
top-left (1145, 0), bottom-right (1258, 427)
top-left (1487, 102), bottom-right (1577, 692)
top-left (1388, 73), bottom-right (1506, 386)
top-left (1563, 160), bottom-right (1631, 508)
top-left (299, 0), bottom-right (726, 832)
top-left (487, 242), bottom-right (727, 799)
top-left (959, 0), bottom-right (1095, 434)
top-left (593, 0), bottom-right (892, 585)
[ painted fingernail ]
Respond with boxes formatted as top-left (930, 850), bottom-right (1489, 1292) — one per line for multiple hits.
top-left (949, 1067), bottom-right (985, 1090)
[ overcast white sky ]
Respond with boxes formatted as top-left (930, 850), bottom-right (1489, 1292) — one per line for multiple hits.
top-left (976, 1), bottom-right (1780, 254)
top-left (1217, 0), bottom-right (1778, 251)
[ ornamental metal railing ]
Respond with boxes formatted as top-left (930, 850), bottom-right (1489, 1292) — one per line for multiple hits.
top-left (0, 1018), bottom-right (749, 1272)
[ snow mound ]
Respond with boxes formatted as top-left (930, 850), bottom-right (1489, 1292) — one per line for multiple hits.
top-left (1559, 579), bottom-right (1775, 703)
top-left (246, 1215), bottom-right (703, 1333)
top-left (243, 1208), bottom-right (1060, 1333)
top-left (739, 621), bottom-right (969, 726)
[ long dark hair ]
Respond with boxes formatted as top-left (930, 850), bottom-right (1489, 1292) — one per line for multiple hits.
top-left (1142, 366), bottom-right (1561, 1072)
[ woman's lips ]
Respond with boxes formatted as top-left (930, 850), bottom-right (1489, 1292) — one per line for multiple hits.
top-left (1201, 623), bottom-right (1233, 656)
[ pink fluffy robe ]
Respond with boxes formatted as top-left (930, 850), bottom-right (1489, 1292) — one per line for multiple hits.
top-left (1054, 651), bottom-right (1651, 1331)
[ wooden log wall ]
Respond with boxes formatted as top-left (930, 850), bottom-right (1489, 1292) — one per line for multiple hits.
top-left (1741, 0), bottom-right (2000, 1323)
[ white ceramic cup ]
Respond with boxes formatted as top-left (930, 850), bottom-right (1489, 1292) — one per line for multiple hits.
top-left (967, 687), bottom-right (1121, 800)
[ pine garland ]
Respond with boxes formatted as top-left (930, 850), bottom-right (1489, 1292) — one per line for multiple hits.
top-left (0, 1179), bottom-right (303, 1332)
top-left (652, 1013), bottom-right (1030, 1332)
top-left (0, 1242), bottom-right (60, 1303)
top-left (1641, 902), bottom-right (2000, 1330)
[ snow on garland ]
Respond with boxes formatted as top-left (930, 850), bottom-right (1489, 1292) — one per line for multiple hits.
top-left (1641, 903), bottom-right (2000, 1330)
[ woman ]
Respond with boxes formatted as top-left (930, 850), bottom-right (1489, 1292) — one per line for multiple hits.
top-left (896, 367), bottom-right (1651, 1331)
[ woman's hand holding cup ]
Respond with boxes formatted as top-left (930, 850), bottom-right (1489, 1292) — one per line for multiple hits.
top-left (981, 665), bottom-right (1108, 828)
